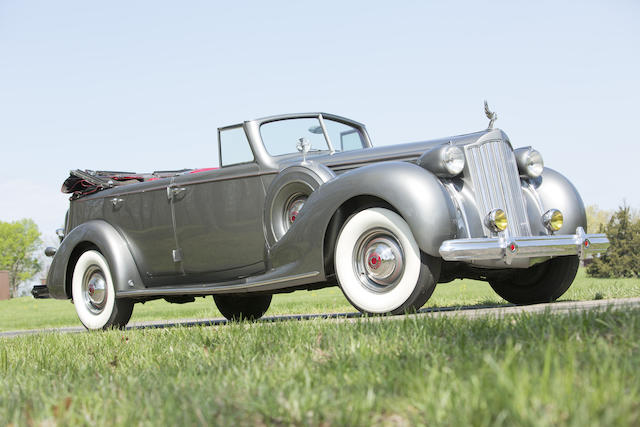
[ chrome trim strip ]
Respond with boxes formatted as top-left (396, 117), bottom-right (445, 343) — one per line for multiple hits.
top-left (439, 227), bottom-right (609, 262)
top-left (74, 170), bottom-right (279, 201)
top-left (444, 182), bottom-right (471, 238)
top-left (524, 180), bottom-right (545, 216)
top-left (116, 271), bottom-right (320, 298)
top-left (326, 154), bottom-right (421, 170)
top-left (176, 170), bottom-right (278, 187)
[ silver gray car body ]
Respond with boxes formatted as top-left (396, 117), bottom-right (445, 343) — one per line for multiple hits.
top-left (45, 112), bottom-right (608, 302)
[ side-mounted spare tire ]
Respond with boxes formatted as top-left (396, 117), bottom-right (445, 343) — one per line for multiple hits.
top-left (263, 163), bottom-right (335, 246)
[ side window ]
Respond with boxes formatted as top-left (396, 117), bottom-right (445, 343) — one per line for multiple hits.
top-left (338, 129), bottom-right (362, 151)
top-left (219, 126), bottom-right (254, 166)
top-left (323, 119), bottom-right (365, 152)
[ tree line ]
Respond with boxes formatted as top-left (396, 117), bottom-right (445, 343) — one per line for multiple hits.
top-left (586, 205), bottom-right (640, 278)
top-left (0, 219), bottom-right (41, 298)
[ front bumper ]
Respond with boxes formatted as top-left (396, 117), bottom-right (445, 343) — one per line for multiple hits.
top-left (439, 227), bottom-right (609, 264)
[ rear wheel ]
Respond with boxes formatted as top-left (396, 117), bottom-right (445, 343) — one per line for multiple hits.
top-left (213, 294), bottom-right (272, 321)
top-left (489, 255), bottom-right (579, 305)
top-left (334, 208), bottom-right (439, 315)
top-left (71, 250), bottom-right (134, 330)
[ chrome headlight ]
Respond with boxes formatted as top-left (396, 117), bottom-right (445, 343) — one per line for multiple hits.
top-left (442, 146), bottom-right (465, 176)
top-left (514, 147), bottom-right (544, 178)
top-left (417, 145), bottom-right (465, 177)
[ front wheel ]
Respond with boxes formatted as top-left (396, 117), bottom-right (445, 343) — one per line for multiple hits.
top-left (213, 294), bottom-right (272, 321)
top-left (71, 250), bottom-right (134, 330)
top-left (489, 255), bottom-right (580, 305)
top-left (334, 208), bottom-right (440, 315)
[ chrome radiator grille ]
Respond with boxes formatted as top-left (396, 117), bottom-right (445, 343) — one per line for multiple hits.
top-left (464, 139), bottom-right (531, 237)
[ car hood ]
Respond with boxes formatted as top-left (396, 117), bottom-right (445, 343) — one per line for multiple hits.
top-left (285, 129), bottom-right (492, 173)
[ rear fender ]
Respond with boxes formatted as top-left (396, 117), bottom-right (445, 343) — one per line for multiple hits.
top-left (46, 220), bottom-right (144, 299)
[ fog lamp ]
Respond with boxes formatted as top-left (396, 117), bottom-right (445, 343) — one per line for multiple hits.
top-left (542, 209), bottom-right (563, 232)
top-left (486, 209), bottom-right (508, 232)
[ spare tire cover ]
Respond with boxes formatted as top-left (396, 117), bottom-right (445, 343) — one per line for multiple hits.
top-left (264, 163), bottom-right (335, 247)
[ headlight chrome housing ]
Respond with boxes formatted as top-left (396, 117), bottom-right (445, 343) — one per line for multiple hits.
top-left (417, 144), bottom-right (466, 177)
top-left (514, 147), bottom-right (544, 178)
top-left (442, 146), bottom-right (465, 176)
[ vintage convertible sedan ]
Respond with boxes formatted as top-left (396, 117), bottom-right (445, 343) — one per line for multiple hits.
top-left (37, 105), bottom-right (610, 329)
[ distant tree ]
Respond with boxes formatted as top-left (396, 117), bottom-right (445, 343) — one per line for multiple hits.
top-left (0, 219), bottom-right (42, 297)
top-left (585, 204), bottom-right (613, 233)
top-left (587, 205), bottom-right (640, 278)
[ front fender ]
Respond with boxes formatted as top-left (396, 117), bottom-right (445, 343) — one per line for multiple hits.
top-left (529, 167), bottom-right (587, 234)
top-left (46, 220), bottom-right (145, 299)
top-left (269, 161), bottom-right (457, 275)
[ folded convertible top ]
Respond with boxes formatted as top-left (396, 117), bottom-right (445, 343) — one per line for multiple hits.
top-left (63, 170), bottom-right (136, 199)
top-left (62, 168), bottom-right (217, 199)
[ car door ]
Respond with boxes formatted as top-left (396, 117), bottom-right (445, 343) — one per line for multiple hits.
top-left (102, 178), bottom-right (180, 285)
top-left (171, 126), bottom-right (267, 283)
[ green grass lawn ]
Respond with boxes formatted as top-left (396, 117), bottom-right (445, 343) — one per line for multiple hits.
top-left (1, 269), bottom-right (639, 332)
top-left (1, 308), bottom-right (639, 425)
top-left (2, 269), bottom-right (639, 425)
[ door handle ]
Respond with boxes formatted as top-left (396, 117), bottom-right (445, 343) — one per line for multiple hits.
top-left (167, 187), bottom-right (187, 200)
top-left (111, 198), bottom-right (124, 208)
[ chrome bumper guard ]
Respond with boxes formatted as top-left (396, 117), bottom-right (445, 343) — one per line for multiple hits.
top-left (439, 227), bottom-right (609, 263)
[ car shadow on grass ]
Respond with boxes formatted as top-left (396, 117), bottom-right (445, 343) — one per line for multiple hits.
top-left (130, 300), bottom-right (516, 331)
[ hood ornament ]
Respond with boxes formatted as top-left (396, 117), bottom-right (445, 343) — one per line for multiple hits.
top-left (484, 100), bottom-right (497, 130)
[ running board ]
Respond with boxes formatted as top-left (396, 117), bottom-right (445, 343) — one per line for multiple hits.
top-left (116, 271), bottom-right (320, 299)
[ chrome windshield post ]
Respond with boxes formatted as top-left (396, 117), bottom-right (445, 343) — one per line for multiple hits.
top-left (318, 114), bottom-right (336, 155)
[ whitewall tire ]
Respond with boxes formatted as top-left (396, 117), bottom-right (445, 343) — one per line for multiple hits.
top-left (71, 250), bottom-right (133, 330)
top-left (334, 208), bottom-right (439, 315)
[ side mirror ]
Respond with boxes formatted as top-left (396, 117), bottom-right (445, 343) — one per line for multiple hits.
top-left (308, 125), bottom-right (323, 135)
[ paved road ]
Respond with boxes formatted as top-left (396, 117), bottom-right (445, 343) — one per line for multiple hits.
top-left (2, 297), bottom-right (640, 338)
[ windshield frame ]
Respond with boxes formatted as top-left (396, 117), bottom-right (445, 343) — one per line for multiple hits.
top-left (232, 112), bottom-right (373, 170)
top-left (256, 113), bottom-right (372, 158)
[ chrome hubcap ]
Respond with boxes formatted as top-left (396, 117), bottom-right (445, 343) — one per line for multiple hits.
top-left (354, 230), bottom-right (404, 292)
top-left (82, 267), bottom-right (107, 314)
top-left (284, 195), bottom-right (307, 229)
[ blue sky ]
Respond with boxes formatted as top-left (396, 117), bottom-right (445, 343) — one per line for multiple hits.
top-left (1, 1), bottom-right (638, 239)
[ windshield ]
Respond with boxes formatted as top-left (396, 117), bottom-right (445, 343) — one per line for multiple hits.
top-left (260, 116), bottom-right (366, 156)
